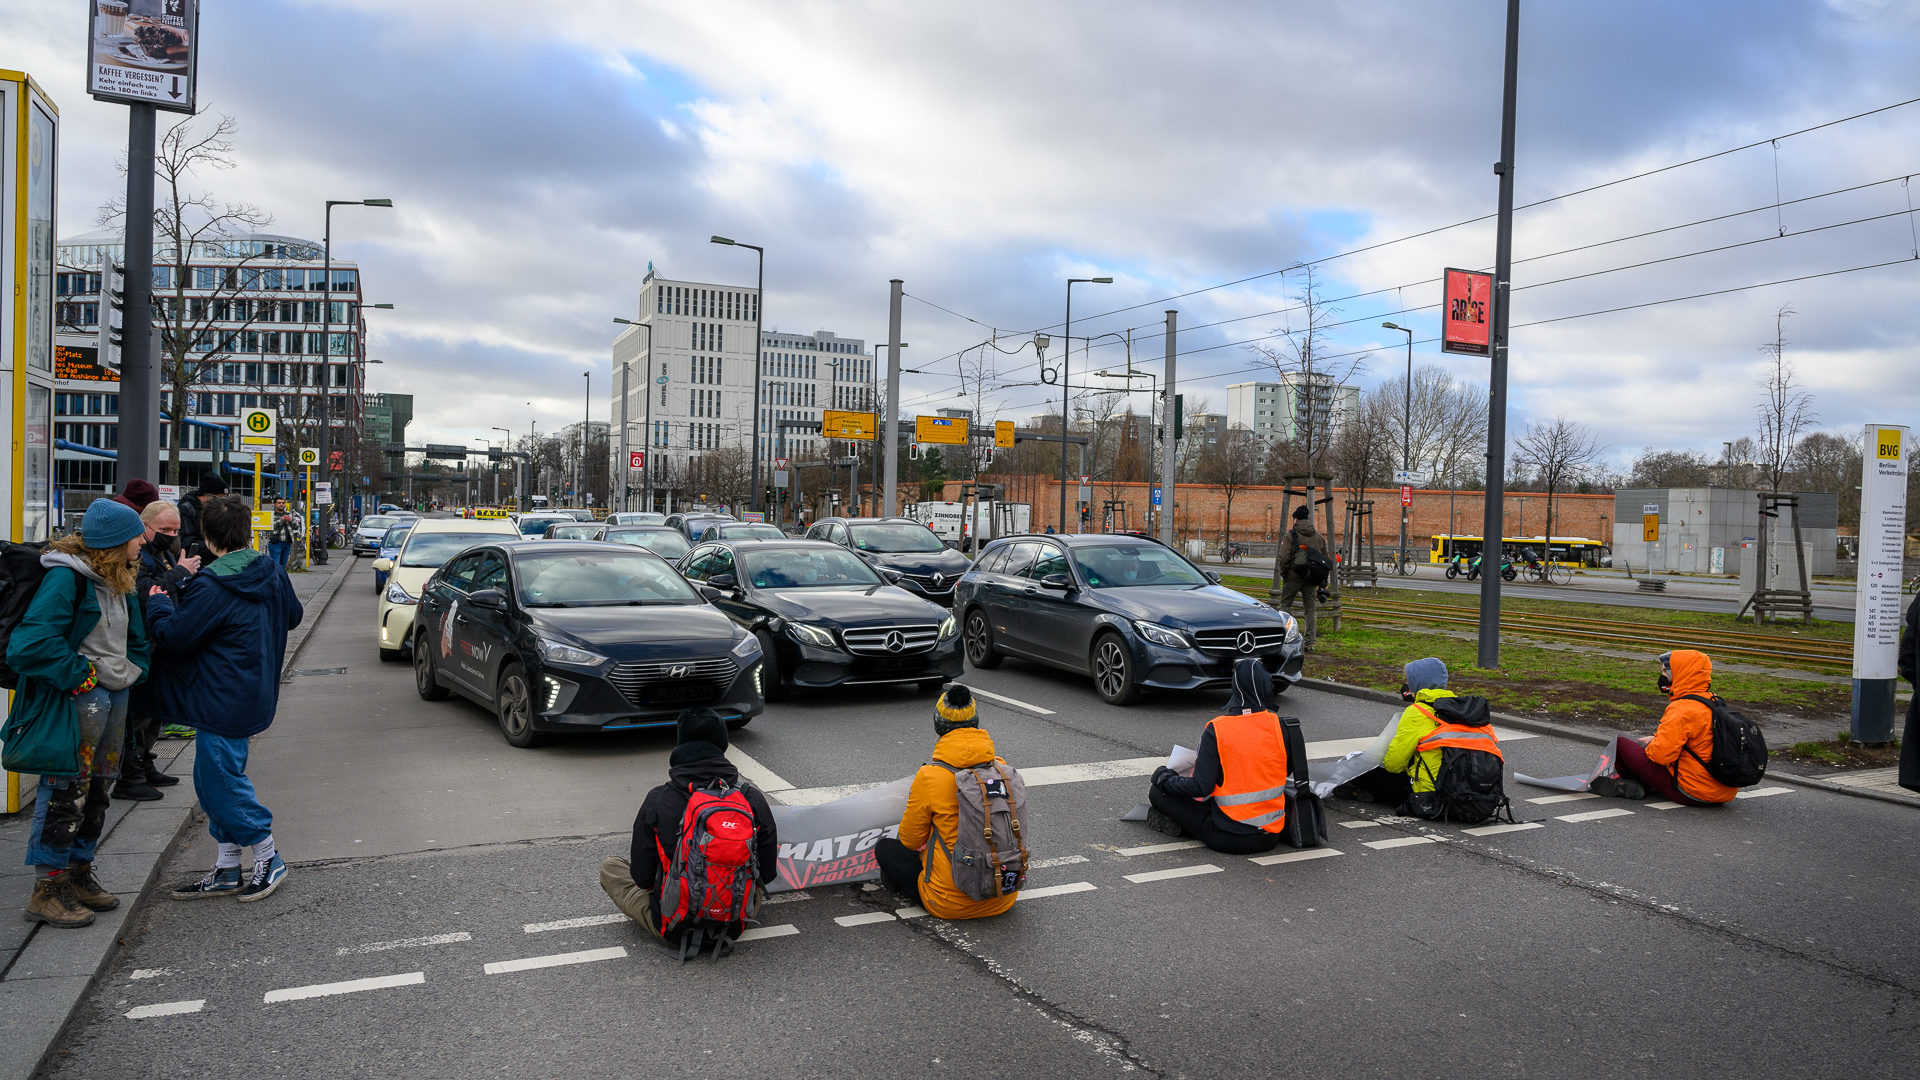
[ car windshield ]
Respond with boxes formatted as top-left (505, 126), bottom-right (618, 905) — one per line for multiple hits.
top-left (740, 547), bottom-right (883, 589)
top-left (515, 550), bottom-right (698, 607)
top-left (399, 532), bottom-right (493, 568)
top-left (848, 522), bottom-right (947, 553)
top-left (549, 525), bottom-right (601, 539)
top-left (721, 524), bottom-right (786, 540)
top-left (1073, 544), bottom-right (1209, 588)
top-left (519, 517), bottom-right (567, 536)
top-left (606, 529), bottom-right (690, 560)
top-left (611, 513), bottom-right (665, 526)
top-left (360, 516), bottom-right (396, 531)
top-left (380, 525), bottom-right (413, 548)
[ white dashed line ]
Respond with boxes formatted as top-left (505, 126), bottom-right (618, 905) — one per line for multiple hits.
top-left (737, 924), bottom-right (800, 941)
top-left (894, 905), bottom-right (930, 920)
top-left (727, 747), bottom-right (795, 794)
top-left (1462, 821), bottom-right (1546, 837)
top-left (761, 890), bottom-right (813, 905)
top-left (1028, 854), bottom-right (1091, 868)
top-left (126, 999), bottom-right (204, 1020)
top-left (1527, 792), bottom-right (1600, 805)
top-left (1557, 808), bottom-right (1635, 823)
top-left (336, 932), bottom-right (472, 956)
top-left (1022, 758), bottom-right (1164, 787)
top-left (483, 947), bottom-right (627, 976)
top-left (1362, 835), bottom-right (1443, 850)
top-left (1124, 863), bottom-right (1223, 884)
top-left (968, 687), bottom-right (1056, 715)
top-left (264, 972), bottom-right (425, 1004)
top-left (1114, 839), bottom-right (1206, 857)
top-left (522, 914), bottom-right (627, 934)
top-left (128, 968), bottom-right (173, 981)
top-left (1735, 786), bottom-right (1792, 799)
top-left (1021, 881), bottom-right (1098, 899)
top-left (833, 912), bottom-right (896, 928)
top-left (1248, 848), bottom-right (1344, 866)
top-left (1644, 800), bottom-right (1684, 810)
top-left (1337, 820), bottom-right (1384, 829)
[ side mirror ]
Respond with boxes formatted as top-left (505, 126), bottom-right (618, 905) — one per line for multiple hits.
top-left (372, 558), bottom-right (393, 573)
top-left (943, 540), bottom-right (959, 550)
top-left (1039, 573), bottom-right (1074, 591)
top-left (695, 584), bottom-right (727, 602)
top-left (707, 572), bottom-right (738, 590)
top-left (879, 568), bottom-right (903, 583)
top-left (1205, 571), bottom-right (1222, 584)
top-left (468, 588), bottom-right (508, 610)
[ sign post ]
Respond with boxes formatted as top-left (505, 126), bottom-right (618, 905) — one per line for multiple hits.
top-left (1851, 424), bottom-right (1910, 743)
top-left (298, 448), bottom-right (319, 571)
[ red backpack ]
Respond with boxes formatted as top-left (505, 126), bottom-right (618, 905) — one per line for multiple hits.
top-left (657, 779), bottom-right (760, 962)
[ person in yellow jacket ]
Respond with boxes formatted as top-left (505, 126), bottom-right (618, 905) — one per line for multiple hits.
top-left (872, 685), bottom-right (1019, 920)
top-left (1335, 657), bottom-right (1455, 808)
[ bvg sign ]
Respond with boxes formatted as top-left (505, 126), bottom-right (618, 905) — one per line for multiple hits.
top-left (239, 407), bottom-right (277, 449)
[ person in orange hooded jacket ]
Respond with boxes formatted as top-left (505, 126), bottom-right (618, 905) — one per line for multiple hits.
top-left (1590, 650), bottom-right (1736, 805)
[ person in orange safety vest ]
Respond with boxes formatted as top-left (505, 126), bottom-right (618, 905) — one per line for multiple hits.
top-left (1145, 658), bottom-right (1290, 855)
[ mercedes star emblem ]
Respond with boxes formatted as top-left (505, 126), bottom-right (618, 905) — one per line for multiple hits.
top-left (1236, 631), bottom-right (1257, 654)
top-left (668, 664), bottom-right (690, 679)
top-left (884, 630), bottom-right (906, 653)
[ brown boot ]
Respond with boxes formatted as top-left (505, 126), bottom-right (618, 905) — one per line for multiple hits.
top-left (23, 876), bottom-right (96, 928)
top-left (65, 862), bottom-right (120, 912)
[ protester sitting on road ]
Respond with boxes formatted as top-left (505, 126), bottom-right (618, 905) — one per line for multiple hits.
top-left (149, 495), bottom-right (304, 902)
top-left (7, 499), bottom-right (152, 929)
top-left (874, 685), bottom-right (1027, 919)
top-left (1333, 657), bottom-right (1456, 809)
top-left (112, 501), bottom-right (200, 802)
top-left (1143, 659), bottom-right (1291, 854)
top-left (600, 707), bottom-right (779, 948)
top-left (176, 473), bottom-right (227, 561)
top-left (1589, 650), bottom-right (1736, 805)
top-left (1276, 504), bottom-right (1327, 652)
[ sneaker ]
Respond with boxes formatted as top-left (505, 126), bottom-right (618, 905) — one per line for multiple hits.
top-left (64, 862), bottom-right (120, 912)
top-left (170, 867), bottom-right (243, 900)
top-left (1589, 775), bottom-right (1647, 801)
top-left (112, 779), bottom-right (163, 801)
top-left (144, 765), bottom-right (181, 787)
top-left (23, 876), bottom-right (95, 928)
top-left (159, 725), bottom-right (196, 740)
top-left (1144, 809), bottom-right (1185, 838)
top-left (236, 855), bottom-right (287, 903)
top-left (1331, 783), bottom-right (1377, 804)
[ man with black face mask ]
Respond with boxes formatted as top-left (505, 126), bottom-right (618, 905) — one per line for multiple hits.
top-left (114, 501), bottom-right (201, 801)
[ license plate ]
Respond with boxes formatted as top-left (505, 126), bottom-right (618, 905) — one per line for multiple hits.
top-left (636, 682), bottom-right (722, 705)
top-left (866, 654), bottom-right (924, 673)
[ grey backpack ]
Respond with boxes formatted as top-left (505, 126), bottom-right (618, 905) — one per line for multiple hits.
top-left (933, 761), bottom-right (1030, 900)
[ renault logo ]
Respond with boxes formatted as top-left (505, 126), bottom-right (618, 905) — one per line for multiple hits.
top-left (884, 631), bottom-right (906, 653)
top-left (932, 573), bottom-right (945, 587)
top-left (1235, 631), bottom-right (1257, 654)
top-left (668, 664), bottom-right (690, 679)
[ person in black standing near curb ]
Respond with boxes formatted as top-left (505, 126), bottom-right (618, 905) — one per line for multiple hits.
top-left (114, 500), bottom-right (200, 801)
top-left (176, 473), bottom-right (228, 562)
top-left (1899, 592), bottom-right (1919, 793)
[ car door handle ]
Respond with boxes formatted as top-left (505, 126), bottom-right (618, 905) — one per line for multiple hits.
top-left (1023, 586), bottom-right (1038, 595)
top-left (454, 614), bottom-right (472, 624)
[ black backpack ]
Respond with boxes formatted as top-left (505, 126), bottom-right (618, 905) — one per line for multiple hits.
top-left (1291, 532), bottom-right (1334, 587)
top-left (0, 540), bottom-right (53, 690)
top-left (1277, 716), bottom-right (1328, 848)
top-left (1406, 696), bottom-right (1515, 825)
top-left (1678, 694), bottom-right (1768, 788)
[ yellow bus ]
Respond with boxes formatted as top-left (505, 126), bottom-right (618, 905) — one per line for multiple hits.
top-left (1430, 534), bottom-right (1605, 567)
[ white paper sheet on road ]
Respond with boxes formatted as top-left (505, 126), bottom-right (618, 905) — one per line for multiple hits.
top-left (1306, 716), bottom-right (1400, 798)
top-left (1119, 745), bottom-right (1202, 822)
top-left (1514, 741), bottom-right (1619, 793)
top-left (765, 776), bottom-right (912, 893)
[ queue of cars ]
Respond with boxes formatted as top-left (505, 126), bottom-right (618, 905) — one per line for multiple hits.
top-left (374, 512), bottom-right (1304, 747)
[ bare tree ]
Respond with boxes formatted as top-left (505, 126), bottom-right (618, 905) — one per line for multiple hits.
top-left (1326, 390), bottom-right (1399, 558)
top-left (1754, 305), bottom-right (1817, 492)
top-left (1376, 364), bottom-right (1488, 488)
top-left (1789, 430), bottom-right (1863, 528)
top-left (1628, 447), bottom-right (1716, 488)
top-left (1244, 264), bottom-right (1367, 482)
top-left (1512, 416), bottom-right (1606, 553)
top-left (1194, 426), bottom-right (1262, 548)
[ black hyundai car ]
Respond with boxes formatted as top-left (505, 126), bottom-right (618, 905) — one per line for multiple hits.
top-left (676, 539), bottom-right (962, 696)
top-left (953, 534), bottom-right (1304, 705)
top-left (805, 517), bottom-right (973, 607)
top-left (410, 540), bottom-right (764, 748)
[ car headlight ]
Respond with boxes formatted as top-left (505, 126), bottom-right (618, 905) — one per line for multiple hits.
top-left (937, 615), bottom-right (957, 642)
top-left (384, 581), bottom-right (416, 605)
top-left (787, 623), bottom-right (838, 648)
top-left (1133, 620), bottom-right (1190, 649)
top-left (1282, 614), bottom-right (1302, 644)
top-left (731, 634), bottom-right (763, 660)
top-left (536, 636), bottom-right (607, 667)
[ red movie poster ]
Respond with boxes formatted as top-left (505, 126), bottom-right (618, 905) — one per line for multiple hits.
top-left (1441, 268), bottom-right (1492, 356)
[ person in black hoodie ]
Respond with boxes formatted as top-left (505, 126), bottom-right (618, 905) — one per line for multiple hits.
top-left (1145, 658), bottom-right (1290, 855)
top-left (176, 473), bottom-right (227, 561)
top-left (600, 708), bottom-right (779, 943)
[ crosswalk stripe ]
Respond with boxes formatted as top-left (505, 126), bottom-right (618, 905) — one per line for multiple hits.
top-left (1557, 808), bottom-right (1635, 823)
top-left (522, 914), bottom-right (626, 934)
top-left (264, 972), bottom-right (424, 1003)
top-left (833, 912), bottom-right (896, 928)
top-left (1028, 854), bottom-right (1091, 868)
top-left (1363, 835), bottom-right (1442, 850)
top-left (483, 947), bottom-right (626, 975)
top-left (1462, 821), bottom-right (1545, 837)
top-left (1337, 820), bottom-right (1383, 829)
top-left (336, 932), bottom-right (471, 955)
top-left (1021, 881), bottom-right (1098, 899)
top-left (738, 924), bottom-right (800, 941)
top-left (1114, 839), bottom-right (1206, 857)
top-left (1124, 863), bottom-right (1223, 884)
top-left (1735, 786), bottom-right (1792, 799)
top-left (1644, 801), bottom-right (1684, 810)
top-left (1248, 848), bottom-right (1343, 866)
top-left (1526, 792), bottom-right (1599, 804)
top-left (126, 1000), bottom-right (204, 1020)
top-left (894, 905), bottom-right (929, 919)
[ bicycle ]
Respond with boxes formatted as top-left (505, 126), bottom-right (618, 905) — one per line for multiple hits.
top-left (1384, 551), bottom-right (1419, 577)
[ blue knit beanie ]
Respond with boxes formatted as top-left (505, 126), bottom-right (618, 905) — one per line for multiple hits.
top-left (81, 498), bottom-right (146, 549)
top-left (1404, 657), bottom-right (1449, 693)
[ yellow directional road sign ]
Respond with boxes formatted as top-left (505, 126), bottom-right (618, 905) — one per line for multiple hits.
top-left (822, 410), bottom-right (877, 441)
top-left (915, 415), bottom-right (968, 446)
top-left (995, 420), bottom-right (1015, 449)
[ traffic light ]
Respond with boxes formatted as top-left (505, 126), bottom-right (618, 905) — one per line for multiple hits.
top-left (486, 447), bottom-right (503, 462)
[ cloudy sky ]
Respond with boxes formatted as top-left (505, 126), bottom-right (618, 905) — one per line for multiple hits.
top-left (12, 0), bottom-right (1920, 471)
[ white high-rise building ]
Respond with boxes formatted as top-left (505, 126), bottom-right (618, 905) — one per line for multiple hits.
top-left (1225, 376), bottom-right (1359, 447)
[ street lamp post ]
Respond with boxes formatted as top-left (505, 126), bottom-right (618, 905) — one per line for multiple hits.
top-left (710, 236), bottom-right (765, 515)
top-left (579, 371), bottom-right (590, 507)
top-left (1383, 321), bottom-right (1414, 570)
top-left (1094, 363), bottom-right (1157, 532)
top-left (1060, 276), bottom-right (1112, 533)
top-left (315, 198), bottom-right (392, 563)
top-left (490, 426), bottom-right (511, 505)
top-left (613, 317), bottom-right (654, 513)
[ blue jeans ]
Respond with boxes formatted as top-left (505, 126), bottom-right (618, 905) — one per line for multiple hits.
top-left (26, 687), bottom-right (129, 869)
top-left (193, 733), bottom-right (273, 848)
top-left (268, 541), bottom-right (291, 567)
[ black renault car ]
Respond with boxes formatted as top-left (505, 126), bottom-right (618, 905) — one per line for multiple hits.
top-left (410, 540), bottom-right (764, 748)
top-left (953, 534), bottom-right (1304, 705)
top-left (805, 517), bottom-right (973, 607)
top-left (676, 538), bottom-right (962, 697)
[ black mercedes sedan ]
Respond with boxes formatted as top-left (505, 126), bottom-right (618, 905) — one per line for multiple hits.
top-left (676, 539), bottom-right (962, 697)
top-left (411, 540), bottom-right (763, 748)
top-left (804, 517), bottom-right (973, 607)
top-left (953, 534), bottom-right (1304, 705)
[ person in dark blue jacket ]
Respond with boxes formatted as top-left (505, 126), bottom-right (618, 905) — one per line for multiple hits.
top-left (145, 496), bottom-right (303, 903)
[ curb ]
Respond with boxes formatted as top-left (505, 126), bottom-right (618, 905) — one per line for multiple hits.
top-left (1295, 676), bottom-right (1920, 810)
top-left (2, 556), bottom-right (358, 1080)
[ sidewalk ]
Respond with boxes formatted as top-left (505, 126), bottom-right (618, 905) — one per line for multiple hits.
top-left (0, 551), bottom-right (359, 1080)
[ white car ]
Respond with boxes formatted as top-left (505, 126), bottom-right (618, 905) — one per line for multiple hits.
top-left (608, 512), bottom-right (667, 526)
top-left (374, 517), bottom-right (519, 661)
top-left (352, 514), bottom-right (407, 556)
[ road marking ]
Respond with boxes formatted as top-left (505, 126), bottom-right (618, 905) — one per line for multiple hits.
top-left (1557, 808), bottom-right (1635, 823)
top-left (264, 971), bottom-right (425, 1004)
top-left (1248, 848), bottom-right (1344, 866)
top-left (1735, 786), bottom-right (1792, 799)
top-left (1124, 863), bottom-right (1223, 883)
top-left (895, 905), bottom-right (930, 919)
top-left (1029, 854), bottom-right (1091, 868)
top-left (336, 932), bottom-right (472, 955)
top-left (833, 912), bottom-right (896, 928)
top-left (1114, 839), bottom-right (1206, 857)
top-left (128, 968), bottom-right (172, 981)
top-left (737, 924), bottom-right (799, 941)
top-left (969, 687), bottom-right (1056, 715)
top-left (126, 1000), bottom-right (204, 1020)
top-left (1462, 821), bottom-right (1545, 837)
top-left (1021, 881), bottom-right (1099, 899)
top-left (775, 782), bottom-right (886, 806)
top-left (761, 890), bottom-right (813, 905)
top-left (1644, 801), bottom-right (1684, 810)
top-left (1337, 820), bottom-right (1383, 829)
top-left (483, 946), bottom-right (627, 976)
top-left (1022, 758), bottom-right (1164, 787)
top-left (1363, 835), bottom-right (1442, 850)
top-left (728, 747), bottom-right (795, 794)
top-left (1527, 792), bottom-right (1599, 804)
top-left (522, 914), bottom-right (627, 934)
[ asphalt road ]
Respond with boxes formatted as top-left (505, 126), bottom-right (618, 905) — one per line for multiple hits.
top-left (43, 559), bottom-right (1917, 1079)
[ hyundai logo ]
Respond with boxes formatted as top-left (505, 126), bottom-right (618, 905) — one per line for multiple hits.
top-left (1236, 631), bottom-right (1257, 654)
top-left (668, 664), bottom-right (690, 679)
top-left (884, 630), bottom-right (906, 653)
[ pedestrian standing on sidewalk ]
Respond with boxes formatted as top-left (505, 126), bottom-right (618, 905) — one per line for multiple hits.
top-left (147, 496), bottom-right (304, 902)
top-left (1275, 505), bottom-right (1327, 652)
top-left (6, 499), bottom-right (152, 928)
top-left (110, 478), bottom-right (159, 514)
top-left (113, 500), bottom-right (201, 802)
top-left (1899, 592), bottom-right (1919, 793)
top-left (267, 499), bottom-right (300, 569)
top-left (176, 473), bottom-right (228, 561)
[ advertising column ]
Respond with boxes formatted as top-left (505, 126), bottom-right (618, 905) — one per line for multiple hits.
top-left (1850, 424), bottom-right (1909, 743)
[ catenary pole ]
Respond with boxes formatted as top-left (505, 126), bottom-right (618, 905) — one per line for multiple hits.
top-left (1160, 310), bottom-right (1177, 547)
top-left (883, 279), bottom-right (903, 516)
top-left (118, 104), bottom-right (158, 489)
top-left (1477, 0), bottom-right (1520, 668)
